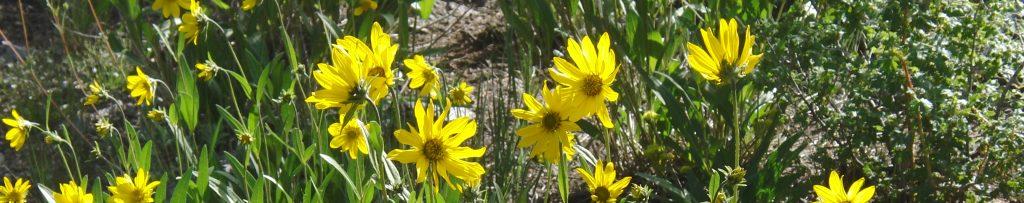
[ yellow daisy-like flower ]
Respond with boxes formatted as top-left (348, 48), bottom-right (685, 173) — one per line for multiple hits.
top-left (241, 0), bottom-right (258, 11)
top-left (152, 0), bottom-right (190, 18)
top-left (334, 22), bottom-right (398, 87)
top-left (404, 55), bottom-right (441, 98)
top-left (85, 81), bottom-right (104, 106)
top-left (0, 177), bottom-right (30, 203)
top-left (3, 110), bottom-right (36, 151)
top-left (511, 83), bottom-right (584, 163)
top-left (813, 171), bottom-right (876, 203)
top-left (195, 63), bottom-right (216, 81)
top-left (549, 32), bottom-right (619, 128)
top-left (146, 109), bottom-right (166, 122)
top-left (448, 81), bottom-right (474, 106)
top-left (387, 100), bottom-right (485, 192)
top-left (329, 118), bottom-right (369, 159)
top-left (304, 40), bottom-right (389, 113)
top-left (108, 169), bottom-right (160, 203)
top-left (577, 160), bottom-right (631, 203)
top-left (126, 67), bottom-right (156, 106)
top-left (685, 18), bottom-right (763, 84)
top-left (353, 0), bottom-right (378, 16)
top-left (53, 180), bottom-right (94, 203)
top-left (178, 0), bottom-right (202, 45)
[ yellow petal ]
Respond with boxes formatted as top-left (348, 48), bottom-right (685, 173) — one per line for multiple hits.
top-left (852, 186), bottom-right (875, 203)
top-left (829, 171), bottom-right (845, 197)
top-left (813, 185), bottom-right (838, 203)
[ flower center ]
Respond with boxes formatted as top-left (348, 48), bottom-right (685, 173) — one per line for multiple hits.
top-left (368, 66), bottom-right (386, 77)
top-left (421, 69), bottom-right (437, 82)
top-left (451, 89), bottom-right (465, 99)
top-left (347, 86), bottom-right (367, 103)
top-left (344, 128), bottom-right (360, 141)
top-left (595, 186), bottom-right (611, 201)
top-left (421, 138), bottom-right (446, 162)
top-left (581, 75), bottom-right (603, 97)
top-left (541, 112), bottom-right (562, 131)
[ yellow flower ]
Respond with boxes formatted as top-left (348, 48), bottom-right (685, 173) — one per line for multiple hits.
top-left (353, 0), bottom-right (378, 16)
top-left (334, 22), bottom-right (398, 87)
top-left (3, 110), bottom-right (35, 151)
top-left (53, 181), bottom-right (94, 203)
top-left (236, 131), bottom-right (254, 145)
top-left (147, 109), bottom-right (166, 122)
top-left (448, 81), bottom-right (474, 106)
top-left (685, 18), bottom-right (763, 84)
top-left (549, 32), bottom-right (619, 128)
top-left (152, 0), bottom-right (190, 18)
top-left (126, 67), bottom-right (155, 106)
top-left (511, 83), bottom-right (584, 163)
top-left (387, 100), bottom-right (485, 192)
top-left (108, 169), bottom-right (160, 203)
top-left (241, 0), bottom-right (258, 11)
top-left (813, 171), bottom-right (875, 203)
top-left (195, 62), bottom-right (216, 81)
top-left (85, 81), bottom-right (104, 106)
top-left (577, 160), bottom-right (631, 203)
top-left (304, 40), bottom-right (389, 113)
top-left (95, 118), bottom-right (113, 137)
top-left (0, 177), bottom-right (30, 203)
top-left (404, 55), bottom-right (441, 98)
top-left (178, 0), bottom-right (202, 45)
top-left (329, 118), bottom-right (369, 159)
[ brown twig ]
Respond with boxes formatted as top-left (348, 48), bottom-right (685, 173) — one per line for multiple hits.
top-left (0, 27), bottom-right (26, 64)
top-left (86, 0), bottom-right (117, 61)
top-left (18, 0), bottom-right (29, 49)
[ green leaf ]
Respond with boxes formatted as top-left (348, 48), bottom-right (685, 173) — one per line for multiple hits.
top-left (419, 0), bottom-right (436, 19)
top-left (176, 62), bottom-right (200, 131)
top-left (223, 69), bottom-right (253, 99)
top-left (36, 184), bottom-right (57, 203)
top-left (320, 154), bottom-right (362, 200)
top-left (557, 155), bottom-right (570, 203)
top-left (209, 0), bottom-right (231, 9)
top-left (196, 147), bottom-right (212, 198)
top-left (171, 171), bottom-right (191, 202)
top-left (637, 173), bottom-right (690, 201)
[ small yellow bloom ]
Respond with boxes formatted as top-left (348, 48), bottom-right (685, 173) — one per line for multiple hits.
top-left (387, 100), bottom-right (485, 192)
top-left (448, 81), bottom-right (474, 106)
top-left (305, 39), bottom-right (389, 113)
top-left (549, 32), bottom-right (619, 128)
top-left (108, 169), bottom-right (160, 203)
top-left (152, 0), bottom-right (190, 18)
top-left (95, 118), bottom-right (113, 137)
top-left (577, 160), bottom-right (631, 203)
top-left (511, 83), bottom-right (585, 163)
top-left (353, 0), bottom-right (378, 16)
top-left (813, 171), bottom-right (875, 203)
top-left (3, 110), bottom-right (35, 151)
top-left (329, 118), bottom-right (369, 159)
top-left (53, 180), bottom-right (94, 203)
top-left (126, 67), bottom-right (156, 106)
top-left (147, 109), bottom-right (166, 122)
top-left (84, 81), bottom-right (104, 106)
top-left (241, 0), bottom-right (258, 11)
top-left (195, 63), bottom-right (216, 81)
top-left (0, 177), bottom-right (30, 203)
top-left (178, 0), bottom-right (202, 45)
top-left (685, 18), bottom-right (763, 84)
top-left (236, 131), bottom-right (254, 145)
top-left (404, 55), bottom-right (441, 98)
